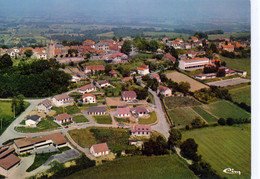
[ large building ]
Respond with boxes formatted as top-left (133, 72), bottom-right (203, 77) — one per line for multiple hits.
top-left (179, 57), bottom-right (210, 70)
top-left (13, 133), bottom-right (68, 154)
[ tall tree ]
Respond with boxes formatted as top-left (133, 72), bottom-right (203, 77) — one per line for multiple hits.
top-left (0, 54), bottom-right (13, 69)
top-left (24, 49), bottom-right (33, 57)
top-left (121, 40), bottom-right (132, 55)
top-left (180, 138), bottom-right (199, 161)
top-left (168, 128), bottom-right (182, 150)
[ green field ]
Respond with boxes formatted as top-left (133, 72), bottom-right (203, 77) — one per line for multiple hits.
top-left (220, 56), bottom-right (251, 79)
top-left (138, 111), bottom-right (157, 124)
top-left (114, 117), bottom-right (130, 123)
top-left (73, 115), bottom-right (89, 123)
top-left (192, 106), bottom-right (218, 123)
top-left (164, 96), bottom-right (201, 109)
top-left (229, 84), bottom-right (251, 106)
top-left (15, 117), bottom-right (60, 133)
top-left (202, 100), bottom-right (250, 119)
top-left (66, 155), bottom-right (197, 179)
top-left (168, 107), bottom-right (200, 127)
top-left (52, 105), bottom-right (81, 115)
top-left (182, 124), bottom-right (251, 178)
top-left (69, 127), bottom-right (134, 153)
top-left (0, 101), bottom-right (13, 116)
top-left (93, 115), bottom-right (112, 124)
top-left (144, 31), bottom-right (191, 40)
top-left (208, 32), bottom-right (250, 40)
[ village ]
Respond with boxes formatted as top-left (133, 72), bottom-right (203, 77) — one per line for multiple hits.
top-left (0, 31), bottom-right (251, 179)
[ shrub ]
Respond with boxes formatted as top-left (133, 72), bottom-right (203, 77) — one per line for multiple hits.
top-left (226, 118), bottom-right (234, 126)
top-left (218, 118), bottom-right (226, 126)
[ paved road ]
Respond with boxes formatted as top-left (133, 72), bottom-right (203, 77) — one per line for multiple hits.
top-left (207, 77), bottom-right (251, 87)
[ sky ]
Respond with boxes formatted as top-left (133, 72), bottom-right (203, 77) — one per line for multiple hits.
top-left (0, 0), bottom-right (250, 27)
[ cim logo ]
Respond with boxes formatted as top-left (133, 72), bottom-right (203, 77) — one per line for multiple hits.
top-left (223, 168), bottom-right (241, 175)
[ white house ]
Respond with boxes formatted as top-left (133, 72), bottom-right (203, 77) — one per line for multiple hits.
top-left (179, 57), bottom-right (210, 70)
top-left (116, 107), bottom-right (131, 118)
top-left (90, 143), bottom-right (110, 157)
top-left (87, 107), bottom-right (106, 115)
top-left (137, 64), bottom-right (149, 76)
top-left (131, 106), bottom-right (148, 117)
top-left (82, 94), bottom-right (96, 103)
top-left (54, 113), bottom-right (73, 124)
top-left (25, 115), bottom-right (41, 127)
top-left (130, 125), bottom-right (151, 136)
top-left (77, 84), bottom-right (96, 94)
top-left (52, 94), bottom-right (73, 107)
top-left (38, 99), bottom-right (52, 114)
top-left (95, 80), bottom-right (110, 88)
top-left (157, 85), bottom-right (172, 97)
top-left (122, 91), bottom-right (137, 102)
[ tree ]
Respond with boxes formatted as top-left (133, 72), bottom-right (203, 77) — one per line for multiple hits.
top-left (178, 81), bottom-right (190, 95)
top-left (159, 73), bottom-right (168, 82)
top-left (24, 49), bottom-right (33, 57)
top-left (119, 36), bottom-right (123, 42)
top-left (180, 138), bottom-right (199, 161)
top-left (149, 40), bottom-right (159, 52)
top-left (216, 69), bottom-right (226, 77)
top-left (0, 54), bottom-right (13, 69)
top-left (112, 36), bottom-right (117, 41)
top-left (134, 87), bottom-right (148, 100)
top-left (68, 49), bottom-right (78, 56)
top-left (121, 40), bottom-right (132, 55)
top-left (191, 117), bottom-right (203, 128)
top-left (218, 118), bottom-right (226, 125)
top-left (209, 43), bottom-right (219, 53)
top-left (11, 95), bottom-right (25, 116)
top-left (1, 45), bottom-right (8, 49)
top-left (221, 61), bottom-right (226, 66)
top-left (226, 118), bottom-right (234, 126)
top-left (168, 128), bottom-right (182, 149)
top-left (105, 64), bottom-right (113, 74)
top-left (143, 136), bottom-right (168, 156)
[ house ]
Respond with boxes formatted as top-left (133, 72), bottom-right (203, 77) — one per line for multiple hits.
top-left (149, 74), bottom-right (161, 82)
top-left (87, 106), bottom-right (106, 115)
top-left (0, 154), bottom-right (21, 177)
top-left (109, 70), bottom-right (117, 77)
top-left (163, 53), bottom-right (176, 63)
top-left (38, 99), bottom-right (52, 114)
top-left (116, 107), bottom-right (131, 118)
top-left (71, 75), bottom-right (81, 83)
top-left (95, 42), bottom-right (109, 53)
top-left (25, 115), bottom-right (41, 127)
top-left (221, 45), bottom-right (235, 52)
top-left (129, 140), bottom-right (143, 148)
top-left (77, 84), bottom-right (96, 94)
top-left (130, 125), bottom-right (151, 136)
top-left (157, 85), bottom-right (172, 97)
top-left (122, 77), bottom-right (132, 83)
top-left (234, 70), bottom-right (247, 77)
top-left (54, 113), bottom-right (73, 124)
top-left (84, 65), bottom-right (105, 74)
top-left (137, 64), bottom-right (149, 76)
top-left (179, 57), bottom-right (210, 70)
top-left (13, 133), bottom-right (68, 154)
top-left (182, 43), bottom-right (192, 49)
top-left (191, 36), bottom-right (199, 42)
top-left (82, 94), bottom-right (96, 103)
top-left (52, 94), bottom-right (73, 107)
top-left (131, 106), bottom-right (148, 117)
top-left (122, 91), bottom-right (137, 102)
top-left (96, 80), bottom-right (110, 88)
top-left (83, 39), bottom-right (95, 48)
top-left (108, 53), bottom-right (128, 64)
top-left (187, 51), bottom-right (197, 58)
top-left (90, 143), bottom-right (110, 157)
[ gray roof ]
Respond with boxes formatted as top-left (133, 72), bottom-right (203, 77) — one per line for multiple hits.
top-left (28, 115), bottom-right (41, 121)
top-left (87, 106), bottom-right (106, 113)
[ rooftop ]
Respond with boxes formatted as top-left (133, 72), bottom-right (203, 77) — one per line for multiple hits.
top-left (54, 113), bottom-right (73, 121)
top-left (92, 143), bottom-right (109, 153)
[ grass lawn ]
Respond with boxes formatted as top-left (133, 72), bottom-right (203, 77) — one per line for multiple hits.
top-left (182, 124), bottom-right (251, 178)
top-left (114, 117), bottom-right (130, 123)
top-left (220, 55), bottom-right (251, 78)
top-left (26, 151), bottom-right (60, 172)
top-left (168, 107), bottom-right (200, 127)
top-left (66, 155), bottom-right (197, 179)
top-left (0, 101), bottom-right (13, 116)
top-left (93, 115), bottom-right (112, 124)
top-left (69, 127), bottom-right (134, 153)
top-left (148, 92), bottom-right (155, 105)
top-left (229, 84), bottom-right (251, 106)
top-left (192, 106), bottom-right (218, 123)
top-left (73, 115), bottom-right (89, 123)
top-left (164, 96), bottom-right (201, 109)
top-left (138, 111), bottom-right (157, 124)
top-left (52, 105), bottom-right (81, 115)
top-left (202, 100), bottom-right (250, 119)
top-left (15, 117), bottom-right (60, 133)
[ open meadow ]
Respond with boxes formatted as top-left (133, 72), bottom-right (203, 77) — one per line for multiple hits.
top-left (182, 124), bottom-right (251, 178)
top-left (202, 100), bottom-right (250, 119)
top-left (165, 71), bottom-right (208, 92)
top-left (66, 155), bottom-right (197, 179)
top-left (228, 83), bottom-right (251, 106)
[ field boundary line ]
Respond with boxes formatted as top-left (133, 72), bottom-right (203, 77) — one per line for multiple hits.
top-left (189, 107), bottom-right (208, 124)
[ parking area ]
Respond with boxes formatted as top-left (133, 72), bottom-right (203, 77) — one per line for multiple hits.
top-left (206, 78), bottom-right (251, 87)
top-left (54, 149), bottom-right (81, 163)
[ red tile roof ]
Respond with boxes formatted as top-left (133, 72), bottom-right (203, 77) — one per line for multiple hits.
top-left (0, 148), bottom-right (14, 159)
top-left (82, 93), bottom-right (96, 98)
top-left (110, 53), bottom-right (124, 58)
top-left (54, 113), bottom-right (72, 121)
top-left (164, 53), bottom-right (176, 62)
top-left (131, 125), bottom-right (151, 133)
top-left (53, 93), bottom-right (70, 101)
top-left (222, 45), bottom-right (235, 49)
top-left (109, 70), bottom-right (117, 75)
top-left (117, 107), bottom-right (130, 115)
top-left (92, 143), bottom-right (109, 153)
top-left (134, 106), bottom-right (148, 114)
top-left (183, 57), bottom-right (209, 63)
top-left (122, 91), bottom-right (137, 98)
top-left (85, 65), bottom-right (105, 71)
top-left (122, 77), bottom-right (132, 82)
top-left (137, 64), bottom-right (149, 70)
top-left (157, 85), bottom-right (169, 91)
top-left (0, 154), bottom-right (20, 170)
top-left (78, 84), bottom-right (96, 91)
